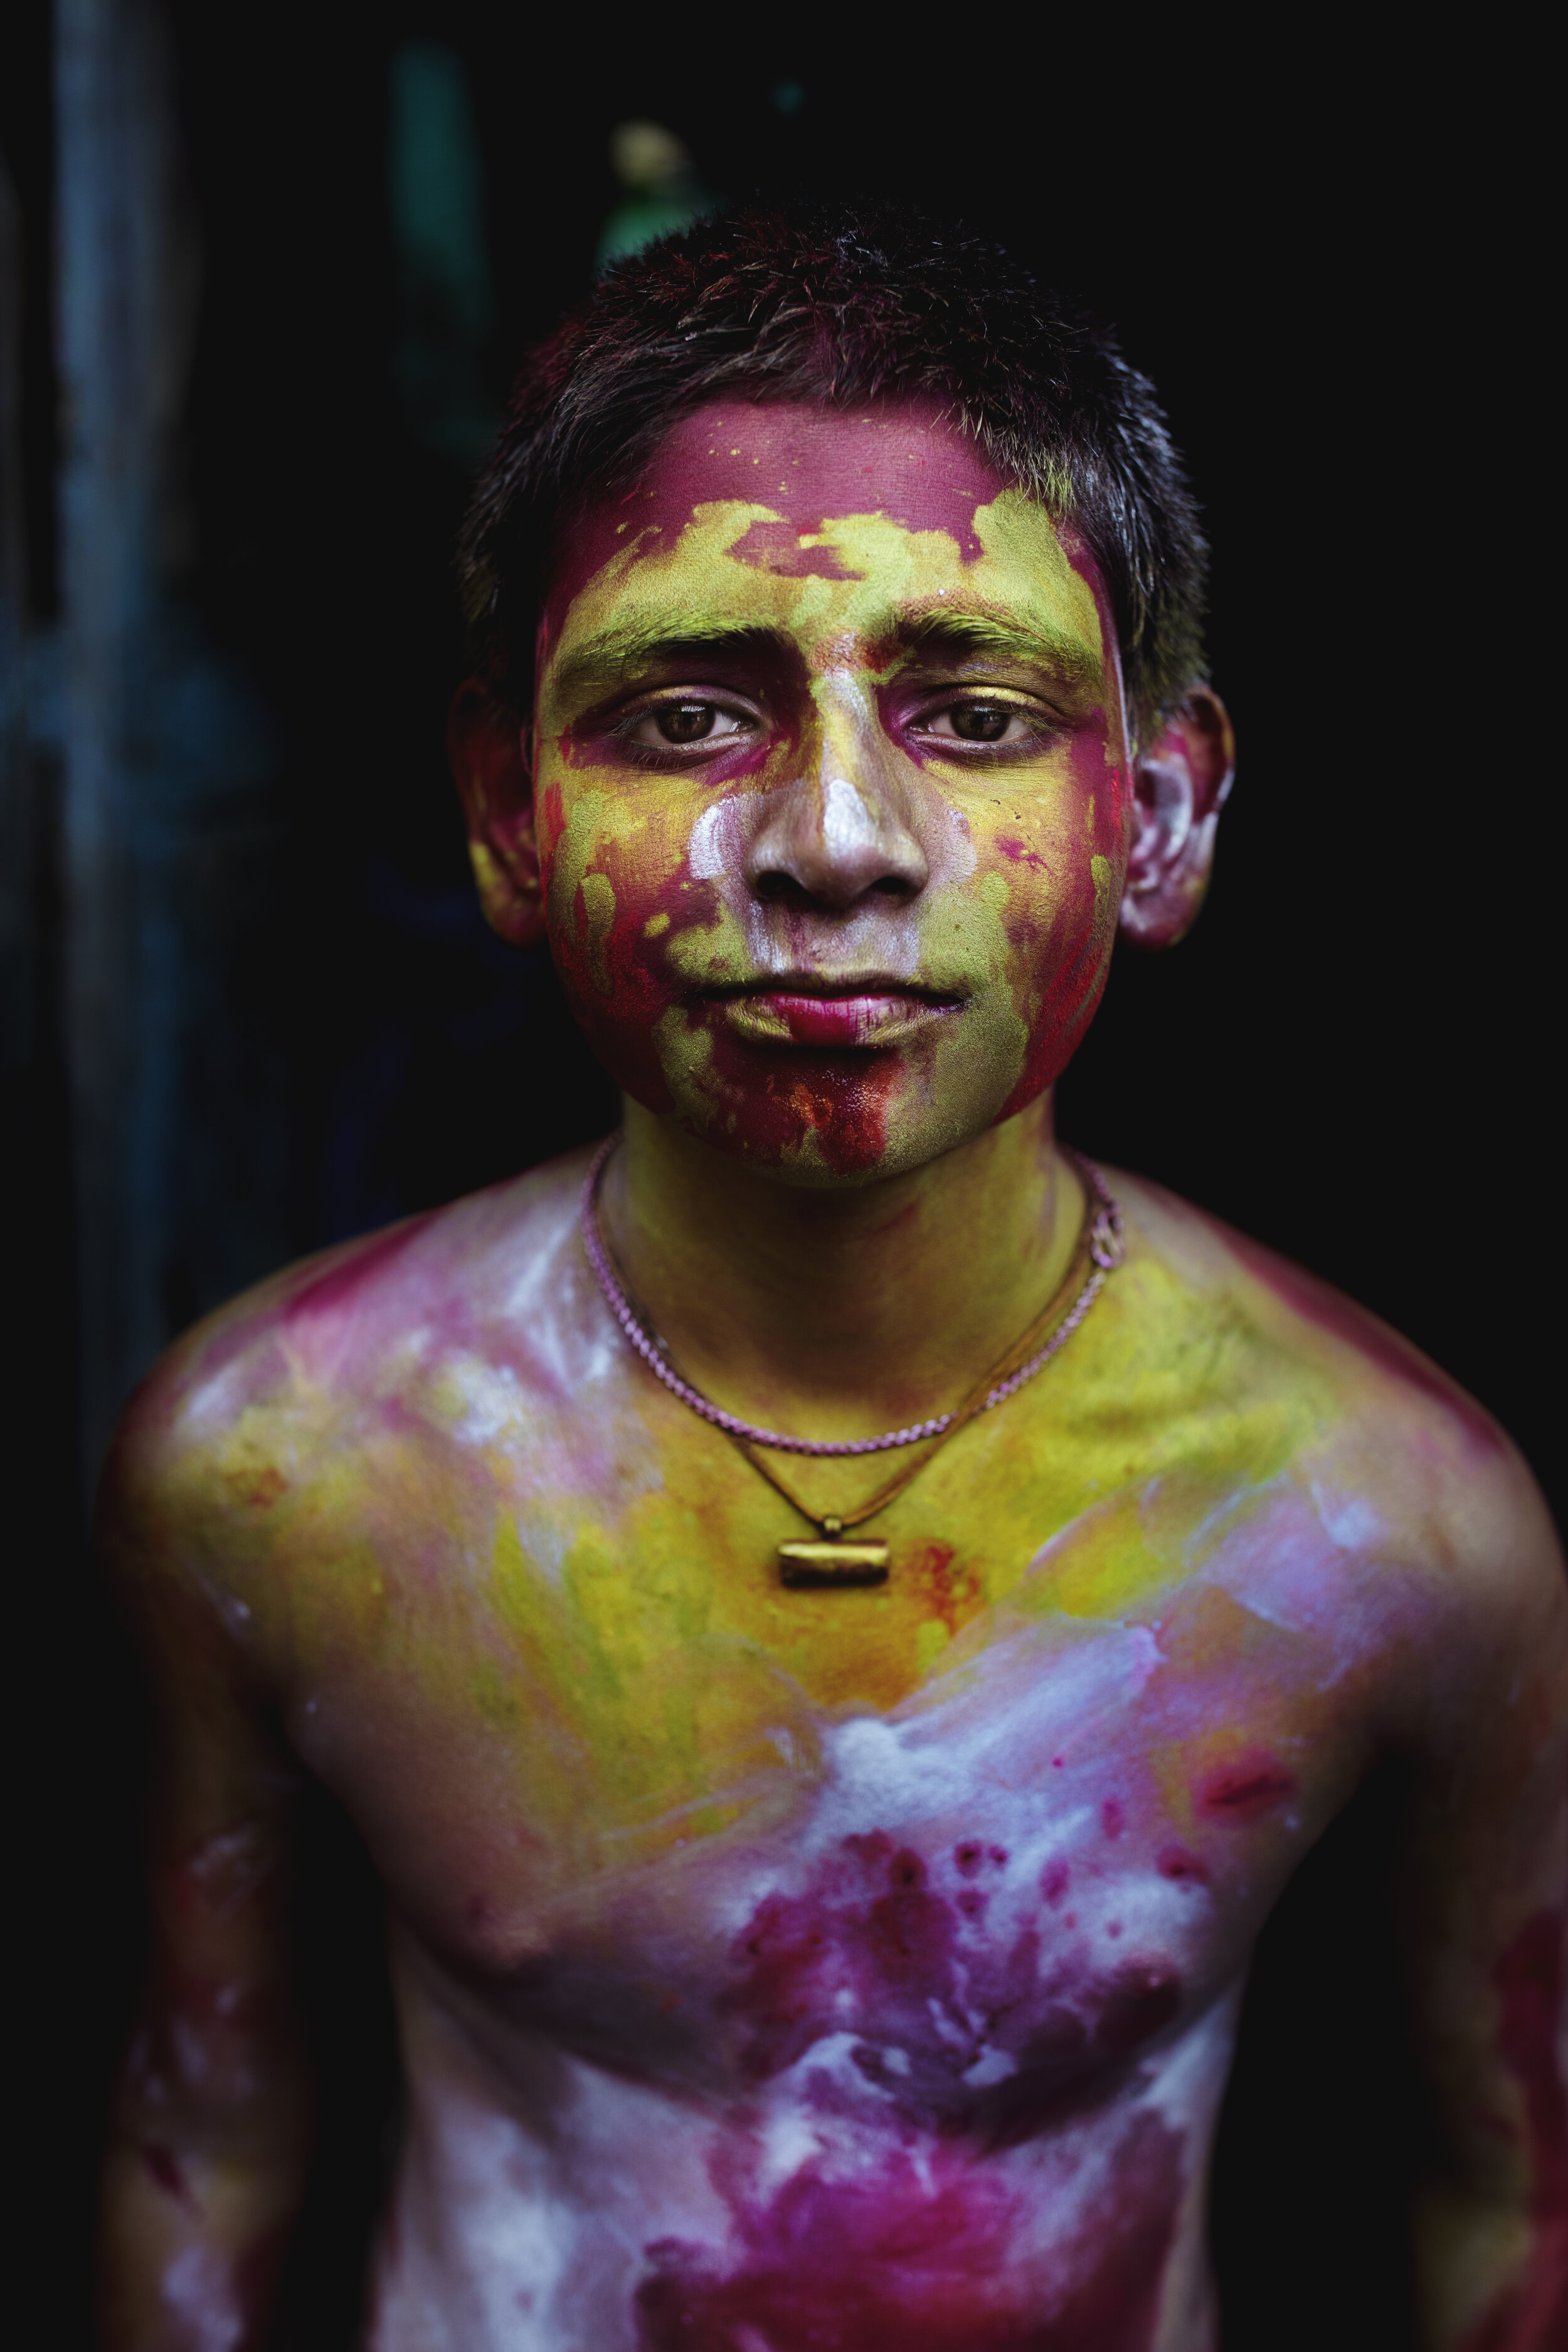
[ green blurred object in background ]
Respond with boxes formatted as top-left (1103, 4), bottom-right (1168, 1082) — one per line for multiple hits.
top-left (389, 41), bottom-right (495, 465)
top-left (595, 119), bottom-right (714, 270)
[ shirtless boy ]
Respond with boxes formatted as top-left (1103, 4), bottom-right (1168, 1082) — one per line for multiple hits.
top-left (97, 206), bottom-right (1568, 2350)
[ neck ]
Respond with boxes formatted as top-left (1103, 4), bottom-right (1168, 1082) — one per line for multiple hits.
top-left (603, 1094), bottom-right (1083, 1442)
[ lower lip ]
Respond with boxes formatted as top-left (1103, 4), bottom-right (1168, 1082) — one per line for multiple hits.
top-left (737, 992), bottom-right (960, 1047)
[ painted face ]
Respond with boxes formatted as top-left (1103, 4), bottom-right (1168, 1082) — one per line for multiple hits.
top-left (534, 400), bottom-right (1133, 1182)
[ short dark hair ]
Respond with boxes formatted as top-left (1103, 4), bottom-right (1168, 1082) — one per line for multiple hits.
top-left (457, 202), bottom-right (1207, 735)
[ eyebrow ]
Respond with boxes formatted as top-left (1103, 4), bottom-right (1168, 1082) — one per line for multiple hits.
top-left (549, 607), bottom-right (1104, 702)
top-left (894, 608), bottom-right (1103, 690)
top-left (549, 623), bottom-right (788, 701)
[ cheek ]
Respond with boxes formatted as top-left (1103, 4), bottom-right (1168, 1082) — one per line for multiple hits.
top-left (984, 748), bottom-right (1128, 1121)
top-left (541, 760), bottom-right (904, 1172)
top-left (539, 775), bottom-right (709, 1113)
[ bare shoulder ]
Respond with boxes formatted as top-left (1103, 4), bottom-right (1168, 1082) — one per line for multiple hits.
top-left (98, 1143), bottom-right (603, 1612)
top-left (1108, 1165), bottom-right (1564, 1629)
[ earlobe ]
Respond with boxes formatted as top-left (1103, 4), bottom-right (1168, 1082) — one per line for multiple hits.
top-left (447, 679), bottom-right (548, 950)
top-left (1118, 686), bottom-right (1236, 950)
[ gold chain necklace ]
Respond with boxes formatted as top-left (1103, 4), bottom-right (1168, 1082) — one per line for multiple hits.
top-left (580, 1137), bottom-right (1125, 1587)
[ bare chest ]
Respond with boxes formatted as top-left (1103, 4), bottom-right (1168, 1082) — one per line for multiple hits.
top-left (277, 1425), bottom-right (1382, 2132)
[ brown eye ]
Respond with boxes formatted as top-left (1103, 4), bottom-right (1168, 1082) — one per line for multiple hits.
top-left (657, 702), bottom-right (718, 743)
top-left (949, 702), bottom-right (1013, 743)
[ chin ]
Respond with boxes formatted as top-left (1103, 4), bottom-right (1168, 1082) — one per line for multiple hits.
top-left (652, 1071), bottom-right (1001, 1189)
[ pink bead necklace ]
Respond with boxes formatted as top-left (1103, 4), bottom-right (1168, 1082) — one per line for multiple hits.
top-left (578, 1131), bottom-right (1125, 1586)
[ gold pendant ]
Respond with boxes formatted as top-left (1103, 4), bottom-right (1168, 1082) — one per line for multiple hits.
top-left (778, 1538), bottom-right (890, 1589)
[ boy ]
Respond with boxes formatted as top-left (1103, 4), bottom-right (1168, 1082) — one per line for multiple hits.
top-left (99, 206), bottom-right (1567, 2350)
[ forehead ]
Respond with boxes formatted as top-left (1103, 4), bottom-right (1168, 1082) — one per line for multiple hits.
top-left (542, 398), bottom-right (1111, 677)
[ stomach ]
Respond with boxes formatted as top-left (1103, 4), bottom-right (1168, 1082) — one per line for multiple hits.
top-left (364, 1932), bottom-right (1237, 2352)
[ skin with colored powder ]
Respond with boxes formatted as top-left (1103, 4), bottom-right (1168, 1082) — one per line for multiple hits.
top-left (97, 401), bottom-right (1567, 2352)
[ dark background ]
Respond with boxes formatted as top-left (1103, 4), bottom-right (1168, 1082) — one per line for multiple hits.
top-left (2, 6), bottom-right (1554, 2345)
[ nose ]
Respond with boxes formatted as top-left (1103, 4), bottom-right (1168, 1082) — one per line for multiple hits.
top-left (743, 694), bottom-right (929, 913)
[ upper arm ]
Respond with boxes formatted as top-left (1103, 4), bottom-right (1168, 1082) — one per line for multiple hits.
top-left (1397, 1448), bottom-right (1568, 2349)
top-left (98, 1379), bottom-right (307, 2053)
top-left (97, 1362), bottom-right (317, 2346)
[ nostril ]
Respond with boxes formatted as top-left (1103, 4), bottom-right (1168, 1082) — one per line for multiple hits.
top-left (752, 869), bottom-right (914, 912)
top-left (753, 872), bottom-right (818, 911)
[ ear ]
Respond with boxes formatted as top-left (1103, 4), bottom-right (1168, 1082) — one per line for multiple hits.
top-left (1118, 686), bottom-right (1236, 950)
top-left (448, 679), bottom-right (548, 950)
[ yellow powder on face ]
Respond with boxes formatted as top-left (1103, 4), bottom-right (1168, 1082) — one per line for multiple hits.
top-left (532, 466), bottom-right (1126, 1172)
top-left (580, 873), bottom-right (618, 995)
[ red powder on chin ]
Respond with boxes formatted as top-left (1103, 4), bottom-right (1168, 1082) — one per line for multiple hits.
top-left (693, 1022), bottom-right (901, 1175)
top-left (1460, 1912), bottom-right (1568, 2351)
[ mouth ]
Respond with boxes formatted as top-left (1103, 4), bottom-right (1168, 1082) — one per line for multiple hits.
top-left (703, 976), bottom-right (968, 1049)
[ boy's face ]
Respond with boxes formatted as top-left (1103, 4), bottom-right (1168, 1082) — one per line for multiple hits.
top-left (530, 399), bottom-right (1134, 1183)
